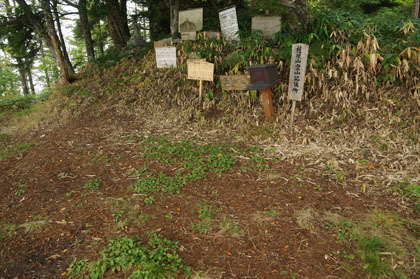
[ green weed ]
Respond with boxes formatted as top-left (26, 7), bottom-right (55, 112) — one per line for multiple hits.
top-left (0, 142), bottom-right (36, 160)
top-left (219, 216), bottom-right (243, 237)
top-left (192, 202), bottom-right (218, 234)
top-left (73, 233), bottom-right (190, 279)
top-left (84, 178), bottom-right (101, 192)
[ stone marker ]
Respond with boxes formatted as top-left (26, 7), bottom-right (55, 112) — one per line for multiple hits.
top-left (220, 75), bottom-right (250, 91)
top-left (180, 19), bottom-right (197, 40)
top-left (155, 47), bottom-right (177, 68)
top-left (153, 38), bottom-right (173, 48)
top-left (181, 31), bottom-right (196, 40)
top-left (251, 16), bottom-right (281, 38)
top-left (179, 8), bottom-right (203, 32)
top-left (203, 31), bottom-right (221, 40)
top-left (128, 38), bottom-right (146, 47)
top-left (219, 6), bottom-right (240, 41)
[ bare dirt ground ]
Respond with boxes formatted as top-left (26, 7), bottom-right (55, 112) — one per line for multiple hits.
top-left (0, 108), bottom-right (419, 279)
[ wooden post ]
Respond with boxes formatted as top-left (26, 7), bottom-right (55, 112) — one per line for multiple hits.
top-left (261, 88), bottom-right (274, 121)
top-left (289, 100), bottom-right (296, 132)
top-left (199, 80), bottom-right (203, 104)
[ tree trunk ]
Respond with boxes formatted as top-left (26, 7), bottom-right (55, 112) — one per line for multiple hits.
top-left (26, 63), bottom-right (35, 94)
top-left (16, 0), bottom-right (74, 82)
top-left (107, 0), bottom-right (129, 47)
top-left (279, 0), bottom-right (309, 32)
top-left (169, 0), bottom-right (179, 36)
top-left (52, 0), bottom-right (74, 73)
top-left (97, 20), bottom-right (105, 55)
top-left (40, 44), bottom-right (51, 86)
top-left (40, 0), bottom-right (72, 83)
top-left (413, 0), bottom-right (420, 18)
top-left (119, 0), bottom-right (130, 39)
top-left (79, 0), bottom-right (95, 62)
top-left (16, 57), bottom-right (29, 95)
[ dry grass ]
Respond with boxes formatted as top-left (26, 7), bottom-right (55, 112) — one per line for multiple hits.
top-left (295, 208), bottom-right (320, 231)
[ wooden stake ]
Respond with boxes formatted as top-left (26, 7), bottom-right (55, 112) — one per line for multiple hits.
top-left (289, 100), bottom-right (296, 132)
top-left (199, 79), bottom-right (203, 104)
top-left (260, 88), bottom-right (274, 121)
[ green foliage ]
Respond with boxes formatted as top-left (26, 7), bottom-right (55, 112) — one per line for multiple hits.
top-left (0, 55), bottom-right (20, 97)
top-left (0, 141), bottom-right (35, 160)
top-left (84, 178), bottom-right (101, 192)
top-left (71, 234), bottom-right (190, 278)
top-left (67, 258), bottom-right (87, 278)
top-left (0, 94), bottom-right (36, 111)
top-left (192, 202), bottom-right (218, 234)
top-left (394, 180), bottom-right (420, 211)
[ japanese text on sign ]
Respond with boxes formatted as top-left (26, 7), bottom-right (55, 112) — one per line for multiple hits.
top-left (288, 44), bottom-right (309, 101)
top-left (155, 47), bottom-right (177, 68)
top-left (219, 6), bottom-right (240, 41)
top-left (187, 60), bottom-right (214, 81)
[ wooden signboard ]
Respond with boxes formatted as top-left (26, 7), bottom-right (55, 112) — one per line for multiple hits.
top-left (187, 59), bottom-right (214, 82)
top-left (187, 59), bottom-right (214, 104)
top-left (155, 47), bottom-right (177, 68)
top-left (179, 8), bottom-right (203, 32)
top-left (220, 75), bottom-right (249, 91)
top-left (181, 31), bottom-right (196, 41)
top-left (288, 43), bottom-right (309, 130)
top-left (288, 44), bottom-right (309, 101)
top-left (219, 6), bottom-right (240, 41)
top-left (251, 16), bottom-right (281, 38)
top-left (153, 38), bottom-right (173, 48)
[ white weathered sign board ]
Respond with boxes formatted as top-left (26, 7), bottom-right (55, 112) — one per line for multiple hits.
top-left (251, 16), bottom-right (281, 38)
top-left (219, 6), bottom-right (240, 41)
top-left (288, 44), bottom-right (309, 101)
top-left (155, 47), bottom-right (177, 68)
top-left (179, 8), bottom-right (203, 32)
top-left (187, 59), bottom-right (214, 82)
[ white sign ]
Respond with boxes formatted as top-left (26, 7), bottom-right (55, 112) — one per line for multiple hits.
top-left (179, 8), bottom-right (203, 32)
top-left (219, 6), bottom-right (240, 41)
top-left (288, 44), bottom-right (309, 101)
top-left (251, 16), bottom-right (281, 38)
top-left (155, 47), bottom-right (177, 68)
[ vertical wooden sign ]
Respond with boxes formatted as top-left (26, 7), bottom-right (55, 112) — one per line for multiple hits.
top-left (155, 47), bottom-right (177, 68)
top-left (288, 43), bottom-right (309, 130)
top-left (288, 44), bottom-right (309, 101)
top-left (219, 6), bottom-right (240, 41)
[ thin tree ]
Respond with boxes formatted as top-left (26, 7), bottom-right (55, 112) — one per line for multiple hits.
top-left (61, 0), bottom-right (95, 61)
top-left (15, 0), bottom-right (75, 83)
top-left (413, 0), bottom-right (419, 18)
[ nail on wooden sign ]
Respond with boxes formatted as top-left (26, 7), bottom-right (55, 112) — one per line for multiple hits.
top-left (179, 8), bottom-right (203, 32)
top-left (251, 16), bottom-right (281, 38)
top-left (155, 47), bottom-right (177, 68)
top-left (288, 43), bottom-right (309, 101)
top-left (187, 59), bottom-right (214, 82)
top-left (220, 75), bottom-right (250, 91)
top-left (219, 6), bottom-right (240, 41)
